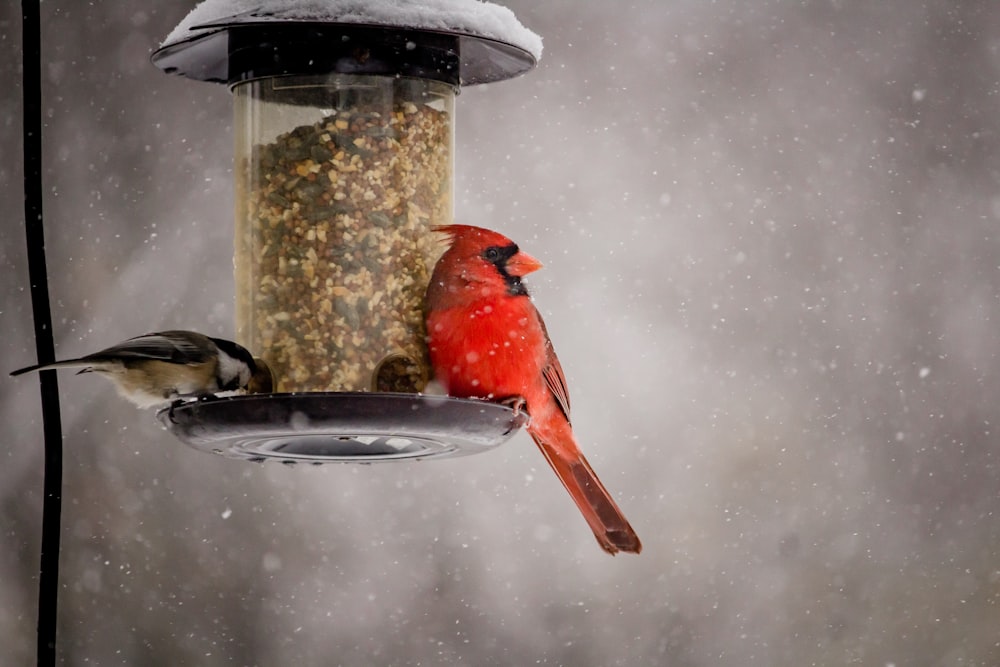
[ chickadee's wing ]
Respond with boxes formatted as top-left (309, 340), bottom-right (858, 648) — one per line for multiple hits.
top-left (86, 331), bottom-right (216, 365)
top-left (10, 331), bottom-right (219, 377)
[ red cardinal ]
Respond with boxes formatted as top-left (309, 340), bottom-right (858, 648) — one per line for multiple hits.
top-left (425, 224), bottom-right (641, 555)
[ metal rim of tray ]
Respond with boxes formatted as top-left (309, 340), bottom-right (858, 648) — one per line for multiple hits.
top-left (158, 392), bottom-right (528, 464)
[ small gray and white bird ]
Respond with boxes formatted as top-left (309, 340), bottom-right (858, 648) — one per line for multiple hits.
top-left (10, 330), bottom-right (274, 408)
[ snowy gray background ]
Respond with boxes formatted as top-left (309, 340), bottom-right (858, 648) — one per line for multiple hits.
top-left (3, 1), bottom-right (1000, 665)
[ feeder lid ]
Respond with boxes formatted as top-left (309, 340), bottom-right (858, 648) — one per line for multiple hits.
top-left (153, 0), bottom-right (541, 86)
top-left (159, 392), bottom-right (529, 463)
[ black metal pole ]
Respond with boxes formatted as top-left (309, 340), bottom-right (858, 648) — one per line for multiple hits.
top-left (21, 1), bottom-right (64, 665)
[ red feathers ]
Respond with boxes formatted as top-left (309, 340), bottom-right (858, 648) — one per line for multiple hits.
top-left (425, 225), bottom-right (641, 555)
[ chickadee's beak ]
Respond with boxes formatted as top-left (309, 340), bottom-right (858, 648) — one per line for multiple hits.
top-left (248, 358), bottom-right (275, 394)
top-left (505, 250), bottom-right (543, 277)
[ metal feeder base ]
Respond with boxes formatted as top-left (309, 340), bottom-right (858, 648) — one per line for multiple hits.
top-left (158, 392), bottom-right (528, 464)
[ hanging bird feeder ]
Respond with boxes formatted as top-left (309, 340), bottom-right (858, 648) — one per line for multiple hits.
top-left (151, 0), bottom-right (541, 463)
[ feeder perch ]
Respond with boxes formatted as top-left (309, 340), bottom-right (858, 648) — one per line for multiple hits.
top-left (151, 0), bottom-right (540, 462)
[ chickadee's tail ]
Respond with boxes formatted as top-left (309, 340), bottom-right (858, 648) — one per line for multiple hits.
top-left (10, 359), bottom-right (93, 377)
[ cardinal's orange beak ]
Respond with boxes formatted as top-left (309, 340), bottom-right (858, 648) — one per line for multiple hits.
top-left (506, 250), bottom-right (543, 277)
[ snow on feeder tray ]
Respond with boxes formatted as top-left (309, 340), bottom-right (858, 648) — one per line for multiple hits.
top-left (151, 0), bottom-right (541, 463)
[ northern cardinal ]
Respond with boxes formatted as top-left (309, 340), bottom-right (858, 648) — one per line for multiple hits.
top-left (11, 331), bottom-right (274, 408)
top-left (425, 225), bottom-right (641, 554)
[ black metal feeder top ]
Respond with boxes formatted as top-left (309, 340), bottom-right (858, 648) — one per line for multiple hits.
top-left (152, 2), bottom-right (542, 88)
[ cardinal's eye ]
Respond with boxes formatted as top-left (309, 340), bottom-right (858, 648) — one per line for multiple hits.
top-left (483, 247), bottom-right (502, 262)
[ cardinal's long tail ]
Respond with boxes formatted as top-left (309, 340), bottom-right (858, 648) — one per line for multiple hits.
top-left (528, 420), bottom-right (642, 555)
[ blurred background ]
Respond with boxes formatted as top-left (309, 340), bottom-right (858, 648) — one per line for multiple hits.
top-left (3, 1), bottom-right (1000, 665)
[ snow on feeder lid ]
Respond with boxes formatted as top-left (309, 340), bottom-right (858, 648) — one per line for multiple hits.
top-left (152, 0), bottom-right (539, 463)
top-left (152, 0), bottom-right (541, 86)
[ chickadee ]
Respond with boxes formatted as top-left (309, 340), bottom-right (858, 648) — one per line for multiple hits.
top-left (10, 330), bottom-right (274, 408)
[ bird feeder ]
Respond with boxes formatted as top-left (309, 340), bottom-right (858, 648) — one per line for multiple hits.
top-left (151, 0), bottom-right (540, 462)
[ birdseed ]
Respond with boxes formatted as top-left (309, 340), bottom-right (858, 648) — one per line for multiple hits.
top-left (235, 95), bottom-right (450, 392)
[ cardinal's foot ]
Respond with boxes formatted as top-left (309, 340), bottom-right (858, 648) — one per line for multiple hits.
top-left (498, 395), bottom-right (529, 423)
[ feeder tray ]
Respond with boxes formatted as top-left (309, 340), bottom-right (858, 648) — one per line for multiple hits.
top-left (158, 393), bottom-right (529, 463)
